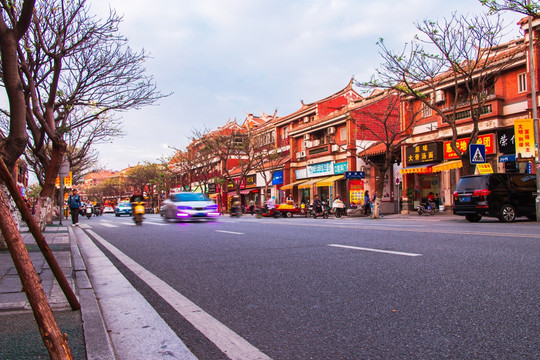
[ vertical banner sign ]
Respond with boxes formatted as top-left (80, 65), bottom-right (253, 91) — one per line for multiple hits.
top-left (514, 119), bottom-right (536, 159)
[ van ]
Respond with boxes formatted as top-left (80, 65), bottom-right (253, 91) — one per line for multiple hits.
top-left (452, 173), bottom-right (536, 222)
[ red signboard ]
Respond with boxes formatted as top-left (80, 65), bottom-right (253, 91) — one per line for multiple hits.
top-left (444, 133), bottom-right (495, 160)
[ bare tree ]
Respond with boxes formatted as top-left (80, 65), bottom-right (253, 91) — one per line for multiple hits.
top-left (369, 12), bottom-right (521, 176)
top-left (351, 92), bottom-right (418, 218)
top-left (480, 0), bottom-right (540, 15)
top-left (11, 0), bottom-right (167, 228)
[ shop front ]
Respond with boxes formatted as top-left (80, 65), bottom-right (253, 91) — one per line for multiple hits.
top-left (401, 142), bottom-right (444, 211)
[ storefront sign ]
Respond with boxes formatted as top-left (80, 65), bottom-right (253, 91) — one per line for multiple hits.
top-left (307, 161), bottom-right (334, 177)
top-left (497, 128), bottom-right (515, 154)
top-left (514, 119), bottom-right (535, 158)
top-left (349, 180), bottom-right (364, 205)
top-left (444, 133), bottom-right (495, 160)
top-left (295, 168), bottom-right (308, 179)
top-left (272, 170), bottom-right (283, 185)
top-left (245, 175), bottom-right (256, 188)
top-left (208, 183), bottom-right (217, 193)
top-left (476, 163), bottom-right (493, 174)
top-left (405, 142), bottom-right (443, 165)
top-left (334, 162), bottom-right (348, 174)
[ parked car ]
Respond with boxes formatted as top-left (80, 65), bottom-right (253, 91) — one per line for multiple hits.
top-left (162, 192), bottom-right (220, 221)
top-left (103, 206), bottom-right (114, 214)
top-left (115, 202), bottom-right (132, 217)
top-left (453, 173), bottom-right (536, 222)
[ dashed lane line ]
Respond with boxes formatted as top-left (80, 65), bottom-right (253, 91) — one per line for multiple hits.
top-left (328, 244), bottom-right (423, 257)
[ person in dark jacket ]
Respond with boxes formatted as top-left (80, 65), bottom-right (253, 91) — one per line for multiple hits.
top-left (68, 189), bottom-right (82, 225)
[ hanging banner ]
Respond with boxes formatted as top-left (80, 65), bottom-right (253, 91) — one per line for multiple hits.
top-left (514, 119), bottom-right (536, 159)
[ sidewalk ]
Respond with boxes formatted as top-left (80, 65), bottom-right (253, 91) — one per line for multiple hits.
top-left (0, 223), bottom-right (196, 360)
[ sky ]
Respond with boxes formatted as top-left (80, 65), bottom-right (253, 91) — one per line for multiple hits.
top-left (88, 0), bottom-right (525, 172)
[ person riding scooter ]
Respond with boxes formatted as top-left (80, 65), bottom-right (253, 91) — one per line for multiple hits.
top-left (230, 196), bottom-right (242, 217)
top-left (130, 190), bottom-right (146, 225)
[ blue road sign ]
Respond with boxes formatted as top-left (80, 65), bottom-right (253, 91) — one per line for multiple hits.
top-left (345, 171), bottom-right (365, 179)
top-left (470, 144), bottom-right (486, 164)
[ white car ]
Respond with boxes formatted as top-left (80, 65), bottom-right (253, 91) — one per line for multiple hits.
top-left (162, 192), bottom-right (220, 221)
top-left (103, 206), bottom-right (114, 213)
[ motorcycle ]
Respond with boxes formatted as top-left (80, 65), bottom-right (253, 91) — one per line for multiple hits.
top-left (133, 201), bottom-right (145, 225)
top-left (332, 199), bottom-right (346, 218)
top-left (255, 205), bottom-right (280, 218)
top-left (417, 200), bottom-right (437, 216)
top-left (85, 206), bottom-right (93, 219)
top-left (230, 201), bottom-right (242, 217)
top-left (311, 201), bottom-right (329, 219)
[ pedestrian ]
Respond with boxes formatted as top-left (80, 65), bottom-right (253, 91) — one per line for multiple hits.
top-left (249, 199), bottom-right (255, 215)
top-left (364, 190), bottom-right (371, 216)
top-left (68, 189), bottom-right (82, 226)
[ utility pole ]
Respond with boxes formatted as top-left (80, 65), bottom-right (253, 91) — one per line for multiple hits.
top-left (526, 3), bottom-right (540, 221)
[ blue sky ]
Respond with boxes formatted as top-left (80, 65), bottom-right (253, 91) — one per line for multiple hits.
top-left (89, 0), bottom-right (524, 171)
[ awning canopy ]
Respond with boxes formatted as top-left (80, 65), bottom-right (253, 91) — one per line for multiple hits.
top-left (400, 163), bottom-right (435, 174)
top-left (316, 174), bottom-right (345, 187)
top-left (281, 179), bottom-right (307, 190)
top-left (431, 160), bottom-right (462, 173)
top-left (298, 178), bottom-right (322, 189)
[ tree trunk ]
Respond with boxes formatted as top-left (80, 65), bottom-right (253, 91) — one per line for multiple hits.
top-left (0, 186), bottom-right (74, 360)
top-left (0, 184), bottom-right (21, 249)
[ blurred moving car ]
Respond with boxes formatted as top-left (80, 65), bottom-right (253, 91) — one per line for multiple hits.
top-left (115, 202), bottom-right (132, 217)
top-left (103, 206), bottom-right (114, 214)
top-left (163, 192), bottom-right (219, 221)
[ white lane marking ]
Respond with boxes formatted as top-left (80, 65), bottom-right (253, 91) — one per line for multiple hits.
top-left (87, 230), bottom-right (271, 360)
top-left (215, 230), bottom-right (244, 235)
top-left (143, 221), bottom-right (167, 226)
top-left (101, 223), bottom-right (118, 228)
top-left (328, 244), bottom-right (423, 257)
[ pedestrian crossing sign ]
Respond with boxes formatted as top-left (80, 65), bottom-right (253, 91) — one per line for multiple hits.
top-left (470, 144), bottom-right (486, 164)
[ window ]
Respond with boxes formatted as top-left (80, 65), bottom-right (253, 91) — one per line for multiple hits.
top-left (340, 128), bottom-right (347, 141)
top-left (518, 73), bottom-right (527, 93)
top-left (422, 103), bottom-right (432, 118)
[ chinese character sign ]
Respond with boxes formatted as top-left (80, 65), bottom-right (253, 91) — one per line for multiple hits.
top-left (444, 134), bottom-right (495, 160)
top-left (514, 119), bottom-right (536, 159)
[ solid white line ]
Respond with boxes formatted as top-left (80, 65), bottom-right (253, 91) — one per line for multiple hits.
top-left (87, 230), bottom-right (271, 360)
top-left (100, 223), bottom-right (118, 228)
top-left (215, 230), bottom-right (244, 235)
top-left (328, 244), bottom-right (423, 257)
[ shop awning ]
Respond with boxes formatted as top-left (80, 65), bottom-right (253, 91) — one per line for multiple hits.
top-left (431, 160), bottom-right (462, 173)
top-left (281, 179), bottom-right (307, 190)
top-left (298, 178), bottom-right (322, 189)
top-left (400, 163), bottom-right (435, 174)
top-left (316, 174), bottom-right (345, 187)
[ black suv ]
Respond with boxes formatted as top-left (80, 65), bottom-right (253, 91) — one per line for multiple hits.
top-left (453, 173), bottom-right (537, 222)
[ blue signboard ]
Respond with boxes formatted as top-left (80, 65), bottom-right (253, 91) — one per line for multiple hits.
top-left (272, 170), bottom-right (283, 185)
top-left (470, 144), bottom-right (486, 164)
top-left (345, 171), bottom-right (365, 179)
top-left (498, 154), bottom-right (516, 163)
top-left (307, 161), bottom-right (334, 177)
top-left (334, 162), bottom-right (348, 174)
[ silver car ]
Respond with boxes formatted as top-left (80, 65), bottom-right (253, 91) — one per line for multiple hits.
top-left (163, 192), bottom-right (220, 221)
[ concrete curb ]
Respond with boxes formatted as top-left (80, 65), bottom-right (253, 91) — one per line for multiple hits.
top-left (69, 226), bottom-right (116, 360)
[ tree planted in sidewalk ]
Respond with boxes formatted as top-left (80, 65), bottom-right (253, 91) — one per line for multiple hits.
top-left (8, 0), bottom-right (167, 229)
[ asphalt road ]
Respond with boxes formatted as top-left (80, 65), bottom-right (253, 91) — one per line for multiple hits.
top-left (80, 213), bottom-right (540, 359)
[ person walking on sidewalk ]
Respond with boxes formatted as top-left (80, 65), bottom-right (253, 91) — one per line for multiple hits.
top-left (68, 189), bottom-right (82, 226)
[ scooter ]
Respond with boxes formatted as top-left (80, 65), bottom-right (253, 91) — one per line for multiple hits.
top-left (85, 206), bottom-right (93, 219)
top-left (230, 201), bottom-right (242, 217)
top-left (133, 201), bottom-right (145, 225)
top-left (417, 200), bottom-right (437, 216)
top-left (311, 201), bottom-right (329, 219)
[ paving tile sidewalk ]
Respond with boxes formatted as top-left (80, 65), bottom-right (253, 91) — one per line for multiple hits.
top-left (0, 224), bottom-right (87, 359)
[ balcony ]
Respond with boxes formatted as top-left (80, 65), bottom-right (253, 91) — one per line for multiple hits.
top-left (277, 137), bottom-right (290, 147)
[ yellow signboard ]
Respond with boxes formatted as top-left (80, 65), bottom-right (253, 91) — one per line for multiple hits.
top-left (55, 171), bottom-right (73, 188)
top-left (476, 163), bottom-right (493, 174)
top-left (514, 118), bottom-right (536, 158)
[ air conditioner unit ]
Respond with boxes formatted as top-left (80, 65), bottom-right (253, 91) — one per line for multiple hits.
top-left (305, 141), bottom-right (313, 148)
top-left (331, 144), bottom-right (340, 152)
top-left (435, 90), bottom-right (445, 104)
top-left (303, 134), bottom-right (310, 140)
top-left (303, 116), bottom-right (309, 123)
top-left (313, 139), bottom-right (321, 146)
top-left (300, 150), bottom-right (306, 157)
top-left (327, 127), bottom-right (336, 134)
